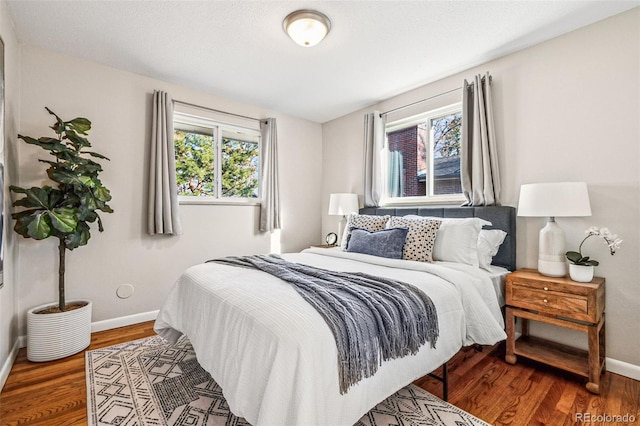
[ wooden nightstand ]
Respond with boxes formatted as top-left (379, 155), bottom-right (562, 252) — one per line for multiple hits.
top-left (505, 268), bottom-right (605, 394)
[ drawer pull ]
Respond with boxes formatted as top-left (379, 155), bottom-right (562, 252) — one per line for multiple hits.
top-left (543, 299), bottom-right (548, 303)
top-left (544, 286), bottom-right (549, 291)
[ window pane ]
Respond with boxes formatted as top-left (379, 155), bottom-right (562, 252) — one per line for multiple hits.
top-left (385, 107), bottom-right (462, 199)
top-left (387, 126), bottom-right (425, 197)
top-left (221, 138), bottom-right (259, 198)
top-left (431, 112), bottom-right (462, 195)
top-left (174, 127), bottom-right (216, 196)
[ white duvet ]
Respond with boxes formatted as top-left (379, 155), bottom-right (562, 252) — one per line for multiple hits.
top-left (154, 247), bottom-right (506, 426)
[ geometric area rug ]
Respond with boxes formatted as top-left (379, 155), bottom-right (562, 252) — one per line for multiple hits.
top-left (86, 336), bottom-right (490, 426)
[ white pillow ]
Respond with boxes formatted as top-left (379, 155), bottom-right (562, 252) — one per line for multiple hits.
top-left (477, 229), bottom-right (507, 271)
top-left (404, 215), bottom-right (491, 267)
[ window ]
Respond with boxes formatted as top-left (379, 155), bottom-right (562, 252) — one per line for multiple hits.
top-left (174, 112), bottom-right (260, 203)
top-left (384, 103), bottom-right (463, 203)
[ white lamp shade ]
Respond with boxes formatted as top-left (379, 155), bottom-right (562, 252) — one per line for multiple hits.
top-left (283, 10), bottom-right (331, 47)
top-left (517, 182), bottom-right (591, 217)
top-left (328, 193), bottom-right (359, 216)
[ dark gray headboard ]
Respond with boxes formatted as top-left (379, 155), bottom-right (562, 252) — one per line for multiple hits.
top-left (359, 205), bottom-right (516, 271)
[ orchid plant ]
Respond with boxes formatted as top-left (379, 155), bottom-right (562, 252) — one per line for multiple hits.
top-left (566, 226), bottom-right (622, 267)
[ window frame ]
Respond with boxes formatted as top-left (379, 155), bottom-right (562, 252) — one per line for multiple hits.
top-left (382, 102), bottom-right (465, 206)
top-left (174, 112), bottom-right (262, 206)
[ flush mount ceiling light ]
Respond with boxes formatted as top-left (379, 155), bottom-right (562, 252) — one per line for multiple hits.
top-left (283, 9), bottom-right (331, 47)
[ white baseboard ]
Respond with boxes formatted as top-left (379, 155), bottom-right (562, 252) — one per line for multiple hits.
top-left (606, 357), bottom-right (640, 381)
top-left (91, 310), bottom-right (159, 333)
top-left (0, 338), bottom-right (22, 392)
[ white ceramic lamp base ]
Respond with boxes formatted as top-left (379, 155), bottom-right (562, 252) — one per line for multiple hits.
top-left (537, 218), bottom-right (567, 277)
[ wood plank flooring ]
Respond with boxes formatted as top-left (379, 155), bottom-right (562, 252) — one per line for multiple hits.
top-left (1, 321), bottom-right (638, 425)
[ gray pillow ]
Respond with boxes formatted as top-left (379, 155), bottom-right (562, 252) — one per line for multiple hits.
top-left (346, 227), bottom-right (409, 259)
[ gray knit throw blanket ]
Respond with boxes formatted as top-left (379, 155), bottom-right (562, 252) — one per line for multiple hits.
top-left (207, 254), bottom-right (439, 394)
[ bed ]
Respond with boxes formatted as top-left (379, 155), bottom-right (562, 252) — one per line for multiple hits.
top-left (154, 205), bottom-right (516, 426)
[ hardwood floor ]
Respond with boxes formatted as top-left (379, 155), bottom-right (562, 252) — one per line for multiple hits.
top-left (0, 321), bottom-right (156, 426)
top-left (1, 321), bottom-right (638, 425)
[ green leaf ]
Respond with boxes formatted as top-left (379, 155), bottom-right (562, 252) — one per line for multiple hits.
top-left (94, 186), bottom-right (111, 202)
top-left (12, 187), bottom-right (51, 209)
top-left (48, 208), bottom-right (77, 233)
top-left (27, 212), bottom-right (52, 239)
top-left (49, 169), bottom-right (95, 187)
top-left (64, 130), bottom-right (91, 149)
top-left (13, 214), bottom-right (32, 238)
top-left (66, 222), bottom-right (90, 250)
top-left (81, 151), bottom-right (109, 160)
top-left (81, 193), bottom-right (98, 211)
top-left (565, 251), bottom-right (582, 264)
top-left (48, 189), bottom-right (66, 208)
top-left (18, 134), bottom-right (67, 152)
top-left (67, 117), bottom-right (91, 135)
top-left (9, 185), bottom-right (27, 194)
top-left (99, 204), bottom-right (114, 214)
top-left (45, 107), bottom-right (66, 135)
top-left (78, 176), bottom-right (94, 187)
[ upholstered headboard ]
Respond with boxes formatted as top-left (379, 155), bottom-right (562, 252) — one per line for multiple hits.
top-left (359, 205), bottom-right (517, 271)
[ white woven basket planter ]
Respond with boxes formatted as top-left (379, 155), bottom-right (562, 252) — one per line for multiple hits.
top-left (27, 300), bottom-right (92, 362)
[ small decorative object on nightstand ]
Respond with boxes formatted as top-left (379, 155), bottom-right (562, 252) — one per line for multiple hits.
top-left (325, 232), bottom-right (338, 246)
top-left (505, 268), bottom-right (605, 394)
top-left (566, 226), bottom-right (622, 283)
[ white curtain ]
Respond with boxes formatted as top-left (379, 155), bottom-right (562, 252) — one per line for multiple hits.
top-left (148, 90), bottom-right (182, 235)
top-left (461, 72), bottom-right (501, 206)
top-left (388, 151), bottom-right (404, 198)
top-left (363, 111), bottom-right (386, 207)
top-left (259, 118), bottom-right (281, 232)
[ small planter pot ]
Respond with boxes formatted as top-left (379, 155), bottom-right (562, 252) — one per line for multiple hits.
top-left (569, 264), bottom-right (594, 283)
top-left (27, 300), bottom-right (92, 362)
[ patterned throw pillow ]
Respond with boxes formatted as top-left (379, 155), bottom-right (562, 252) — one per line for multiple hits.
top-left (341, 214), bottom-right (390, 250)
top-left (388, 216), bottom-right (442, 262)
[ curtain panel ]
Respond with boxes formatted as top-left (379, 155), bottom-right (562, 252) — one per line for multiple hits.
top-left (147, 90), bottom-right (182, 236)
top-left (363, 111), bottom-right (386, 207)
top-left (461, 72), bottom-right (501, 206)
top-left (259, 118), bottom-right (281, 232)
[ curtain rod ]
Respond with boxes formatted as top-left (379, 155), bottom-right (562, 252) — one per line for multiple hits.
top-left (380, 74), bottom-right (492, 117)
top-left (173, 99), bottom-right (263, 123)
top-left (380, 87), bottom-right (462, 117)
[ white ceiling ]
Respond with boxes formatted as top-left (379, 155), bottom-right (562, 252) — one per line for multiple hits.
top-left (6, 1), bottom-right (639, 123)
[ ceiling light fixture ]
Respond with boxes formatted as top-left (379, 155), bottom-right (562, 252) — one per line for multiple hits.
top-left (283, 9), bottom-right (331, 47)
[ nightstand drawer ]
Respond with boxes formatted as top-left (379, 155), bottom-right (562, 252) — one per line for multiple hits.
top-left (509, 284), bottom-right (588, 320)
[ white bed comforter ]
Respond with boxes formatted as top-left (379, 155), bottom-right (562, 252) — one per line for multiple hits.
top-left (154, 248), bottom-right (506, 426)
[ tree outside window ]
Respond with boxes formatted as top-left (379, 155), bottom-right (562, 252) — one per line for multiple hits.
top-left (174, 115), bottom-right (260, 201)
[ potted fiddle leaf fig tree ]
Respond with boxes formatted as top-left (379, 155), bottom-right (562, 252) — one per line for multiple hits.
top-left (10, 107), bottom-right (113, 362)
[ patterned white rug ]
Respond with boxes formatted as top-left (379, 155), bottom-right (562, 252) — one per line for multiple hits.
top-left (86, 336), bottom-right (490, 426)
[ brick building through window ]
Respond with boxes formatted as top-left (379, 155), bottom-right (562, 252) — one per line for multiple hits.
top-left (387, 124), bottom-right (461, 197)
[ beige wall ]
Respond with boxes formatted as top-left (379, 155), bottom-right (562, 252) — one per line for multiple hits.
top-left (0, 0), bottom-right (20, 388)
top-left (322, 9), bottom-right (640, 369)
top-left (15, 46), bottom-right (323, 335)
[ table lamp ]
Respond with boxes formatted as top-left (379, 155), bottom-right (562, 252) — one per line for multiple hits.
top-left (328, 193), bottom-right (359, 241)
top-left (517, 182), bottom-right (591, 277)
